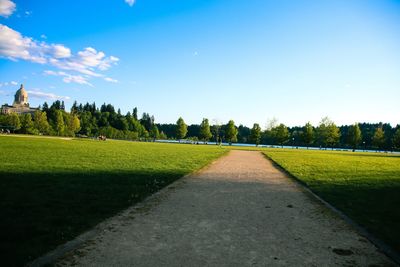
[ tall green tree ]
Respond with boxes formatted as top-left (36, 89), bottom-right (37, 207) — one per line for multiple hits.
top-left (372, 127), bottom-right (385, 151)
top-left (176, 117), bottom-right (188, 140)
top-left (19, 113), bottom-right (35, 134)
top-left (199, 118), bottom-right (212, 142)
top-left (302, 122), bottom-right (314, 149)
top-left (274, 123), bottom-right (289, 148)
top-left (211, 119), bottom-right (222, 144)
top-left (114, 116), bottom-right (129, 131)
top-left (55, 110), bottom-right (65, 136)
top-left (33, 111), bottom-right (50, 134)
top-left (159, 131), bottom-right (167, 140)
top-left (392, 128), bottom-right (400, 150)
top-left (78, 111), bottom-right (93, 135)
top-left (250, 123), bottom-right (262, 146)
top-left (133, 107), bottom-right (138, 121)
top-left (67, 114), bottom-right (81, 135)
top-left (140, 113), bottom-right (154, 131)
top-left (347, 123), bottom-right (362, 150)
top-left (8, 113), bottom-right (21, 132)
top-left (317, 117), bottom-right (340, 149)
top-left (150, 125), bottom-right (160, 141)
top-left (225, 120), bottom-right (238, 145)
top-left (326, 124), bottom-right (340, 149)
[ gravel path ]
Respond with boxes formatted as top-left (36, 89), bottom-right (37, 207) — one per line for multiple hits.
top-left (56, 150), bottom-right (394, 266)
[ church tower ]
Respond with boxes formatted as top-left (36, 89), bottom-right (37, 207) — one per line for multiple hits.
top-left (13, 84), bottom-right (29, 107)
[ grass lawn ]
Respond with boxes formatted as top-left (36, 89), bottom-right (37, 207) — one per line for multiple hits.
top-left (0, 135), bottom-right (227, 267)
top-left (264, 149), bottom-right (400, 253)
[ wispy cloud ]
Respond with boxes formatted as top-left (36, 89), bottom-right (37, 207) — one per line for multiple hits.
top-left (28, 89), bottom-right (70, 101)
top-left (0, 24), bottom-right (119, 86)
top-left (104, 77), bottom-right (118, 83)
top-left (125, 0), bottom-right (135, 7)
top-left (52, 44), bottom-right (71, 58)
top-left (44, 70), bottom-right (93, 87)
top-left (0, 0), bottom-right (16, 18)
top-left (0, 80), bottom-right (18, 87)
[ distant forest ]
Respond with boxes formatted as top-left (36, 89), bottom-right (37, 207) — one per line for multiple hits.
top-left (1, 100), bottom-right (399, 151)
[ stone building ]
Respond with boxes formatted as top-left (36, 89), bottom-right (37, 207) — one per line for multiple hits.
top-left (0, 84), bottom-right (39, 115)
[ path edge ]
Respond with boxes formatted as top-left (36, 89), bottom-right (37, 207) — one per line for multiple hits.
top-left (27, 150), bottom-right (230, 267)
top-left (262, 153), bottom-right (400, 266)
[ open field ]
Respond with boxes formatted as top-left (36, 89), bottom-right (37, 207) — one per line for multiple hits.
top-left (55, 150), bottom-right (394, 266)
top-left (0, 136), bottom-right (227, 266)
top-left (2, 135), bottom-right (400, 266)
top-left (264, 149), bottom-right (400, 253)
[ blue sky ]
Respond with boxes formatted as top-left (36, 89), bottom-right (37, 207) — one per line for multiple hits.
top-left (0, 0), bottom-right (399, 127)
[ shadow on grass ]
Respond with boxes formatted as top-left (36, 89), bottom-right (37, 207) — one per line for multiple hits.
top-left (2, 169), bottom-right (400, 266)
top-left (0, 170), bottom-right (186, 267)
top-left (304, 182), bottom-right (400, 255)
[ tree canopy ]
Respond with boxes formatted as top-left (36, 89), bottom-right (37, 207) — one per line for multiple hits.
top-left (372, 127), bottom-right (385, 150)
top-left (274, 123), bottom-right (289, 147)
top-left (225, 120), bottom-right (238, 145)
top-left (199, 118), bottom-right (212, 142)
top-left (318, 117), bottom-right (340, 149)
top-left (250, 123), bottom-right (262, 146)
top-left (0, 100), bottom-right (399, 151)
top-left (176, 117), bottom-right (188, 140)
top-left (302, 122), bottom-right (314, 148)
top-left (347, 123), bottom-right (362, 150)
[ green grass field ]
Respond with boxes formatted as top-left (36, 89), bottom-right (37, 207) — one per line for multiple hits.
top-left (0, 136), bottom-right (227, 267)
top-left (264, 149), bottom-right (400, 253)
top-left (2, 136), bottom-right (400, 266)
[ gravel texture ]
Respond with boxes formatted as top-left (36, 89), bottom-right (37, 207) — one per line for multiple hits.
top-left (56, 150), bottom-right (395, 266)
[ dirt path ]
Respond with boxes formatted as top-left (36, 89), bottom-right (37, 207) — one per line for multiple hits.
top-left (55, 150), bottom-right (394, 266)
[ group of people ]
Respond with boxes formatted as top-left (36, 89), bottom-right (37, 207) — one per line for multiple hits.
top-left (0, 129), bottom-right (11, 134)
top-left (98, 135), bottom-right (107, 141)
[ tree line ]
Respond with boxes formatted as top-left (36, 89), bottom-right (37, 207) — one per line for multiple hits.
top-left (0, 100), bottom-right (399, 151)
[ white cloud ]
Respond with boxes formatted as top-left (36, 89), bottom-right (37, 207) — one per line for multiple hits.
top-left (0, 80), bottom-right (18, 87)
top-left (27, 89), bottom-right (70, 101)
top-left (75, 47), bottom-right (119, 71)
top-left (24, 10), bottom-right (31, 16)
top-left (125, 0), bottom-right (135, 7)
top-left (0, 24), bottom-right (46, 63)
top-left (0, 24), bottom-right (119, 86)
top-left (40, 34), bottom-right (47, 39)
top-left (44, 70), bottom-right (93, 87)
top-left (52, 44), bottom-right (71, 58)
top-left (62, 75), bottom-right (93, 87)
top-left (48, 58), bottom-right (101, 77)
top-left (0, 0), bottom-right (16, 18)
top-left (43, 70), bottom-right (57, 76)
top-left (104, 77), bottom-right (118, 83)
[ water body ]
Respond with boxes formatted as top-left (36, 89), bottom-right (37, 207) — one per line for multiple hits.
top-left (155, 139), bottom-right (400, 154)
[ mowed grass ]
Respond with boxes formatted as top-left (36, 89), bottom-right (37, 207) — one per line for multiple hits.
top-left (0, 136), bottom-right (227, 267)
top-left (264, 149), bottom-right (400, 252)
